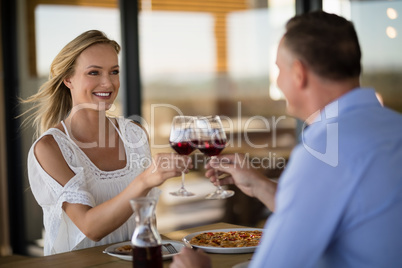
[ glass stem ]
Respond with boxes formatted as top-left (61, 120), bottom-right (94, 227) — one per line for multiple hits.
top-left (180, 171), bottom-right (186, 189)
top-left (215, 170), bottom-right (223, 192)
top-left (212, 156), bottom-right (223, 192)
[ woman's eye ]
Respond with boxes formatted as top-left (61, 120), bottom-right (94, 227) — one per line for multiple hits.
top-left (111, 70), bottom-right (119, 75)
top-left (88, 70), bottom-right (99, 75)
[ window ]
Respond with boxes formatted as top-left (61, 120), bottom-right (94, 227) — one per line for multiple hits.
top-left (139, 0), bottom-right (297, 157)
top-left (324, 0), bottom-right (402, 113)
top-left (29, 0), bottom-right (122, 116)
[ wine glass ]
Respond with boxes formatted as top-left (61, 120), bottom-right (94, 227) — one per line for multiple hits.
top-left (169, 116), bottom-right (196, 197)
top-left (195, 115), bottom-right (235, 199)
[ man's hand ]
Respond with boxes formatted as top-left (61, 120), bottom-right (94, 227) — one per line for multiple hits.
top-left (205, 153), bottom-right (277, 211)
top-left (170, 247), bottom-right (212, 268)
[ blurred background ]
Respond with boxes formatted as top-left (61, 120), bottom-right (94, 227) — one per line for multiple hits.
top-left (1, 0), bottom-right (401, 256)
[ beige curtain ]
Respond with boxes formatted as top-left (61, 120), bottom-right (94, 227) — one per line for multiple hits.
top-left (0, 6), bottom-right (12, 255)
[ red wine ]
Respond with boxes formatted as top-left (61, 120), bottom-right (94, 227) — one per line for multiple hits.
top-left (198, 139), bottom-right (227, 156)
top-left (132, 245), bottom-right (162, 268)
top-left (170, 141), bottom-right (196, 155)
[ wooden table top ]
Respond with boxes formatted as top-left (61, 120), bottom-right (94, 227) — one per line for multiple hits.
top-left (0, 222), bottom-right (255, 268)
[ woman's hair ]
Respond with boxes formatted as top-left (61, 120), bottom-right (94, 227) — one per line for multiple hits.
top-left (20, 30), bottom-right (120, 137)
top-left (283, 11), bottom-right (361, 80)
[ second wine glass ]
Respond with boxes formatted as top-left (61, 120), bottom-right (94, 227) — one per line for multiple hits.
top-left (169, 116), bottom-right (196, 197)
top-left (195, 115), bottom-right (235, 199)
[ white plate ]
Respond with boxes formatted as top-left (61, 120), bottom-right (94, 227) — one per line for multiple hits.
top-left (182, 228), bottom-right (263, 254)
top-left (103, 240), bottom-right (184, 261)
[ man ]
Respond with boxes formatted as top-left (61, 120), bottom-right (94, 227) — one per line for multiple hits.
top-left (171, 11), bottom-right (402, 268)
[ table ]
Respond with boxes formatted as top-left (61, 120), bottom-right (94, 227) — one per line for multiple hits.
top-left (0, 222), bottom-right (254, 268)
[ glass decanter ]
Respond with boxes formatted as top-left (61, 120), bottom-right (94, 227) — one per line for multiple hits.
top-left (130, 197), bottom-right (162, 268)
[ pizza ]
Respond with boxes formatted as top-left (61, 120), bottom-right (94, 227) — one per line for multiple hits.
top-left (189, 230), bottom-right (262, 248)
top-left (115, 244), bottom-right (132, 253)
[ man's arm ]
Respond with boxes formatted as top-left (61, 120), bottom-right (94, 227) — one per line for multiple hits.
top-left (250, 146), bottom-right (352, 267)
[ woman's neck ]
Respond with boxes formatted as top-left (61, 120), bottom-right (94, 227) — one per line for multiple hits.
top-left (64, 108), bottom-right (114, 144)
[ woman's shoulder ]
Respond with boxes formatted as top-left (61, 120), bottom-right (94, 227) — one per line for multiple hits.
top-left (34, 125), bottom-right (68, 147)
top-left (32, 125), bottom-right (73, 164)
top-left (35, 134), bottom-right (59, 154)
top-left (32, 127), bottom-right (76, 186)
top-left (34, 126), bottom-right (69, 161)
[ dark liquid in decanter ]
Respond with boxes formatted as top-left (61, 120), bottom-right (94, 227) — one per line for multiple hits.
top-left (132, 245), bottom-right (162, 268)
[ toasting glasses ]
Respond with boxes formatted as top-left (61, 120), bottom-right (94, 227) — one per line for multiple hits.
top-left (195, 115), bottom-right (235, 199)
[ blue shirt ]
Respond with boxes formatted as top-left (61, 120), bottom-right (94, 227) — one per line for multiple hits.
top-left (251, 88), bottom-right (402, 268)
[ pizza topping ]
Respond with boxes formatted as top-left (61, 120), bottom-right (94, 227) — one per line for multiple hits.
top-left (115, 244), bottom-right (133, 253)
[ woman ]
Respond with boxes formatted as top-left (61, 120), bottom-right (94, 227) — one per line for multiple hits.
top-left (22, 30), bottom-right (191, 255)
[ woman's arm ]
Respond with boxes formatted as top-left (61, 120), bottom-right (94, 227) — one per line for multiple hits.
top-left (34, 135), bottom-right (191, 241)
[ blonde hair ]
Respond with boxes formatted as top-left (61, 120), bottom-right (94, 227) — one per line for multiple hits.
top-left (20, 30), bottom-right (120, 137)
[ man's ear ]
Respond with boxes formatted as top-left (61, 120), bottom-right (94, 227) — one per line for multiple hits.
top-left (293, 59), bottom-right (308, 89)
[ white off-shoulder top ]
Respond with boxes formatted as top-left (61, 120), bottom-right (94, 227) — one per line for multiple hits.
top-left (27, 117), bottom-right (154, 255)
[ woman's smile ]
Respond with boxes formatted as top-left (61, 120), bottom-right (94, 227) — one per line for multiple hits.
top-left (93, 92), bottom-right (113, 98)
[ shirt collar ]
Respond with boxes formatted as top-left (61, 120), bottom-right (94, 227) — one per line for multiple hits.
top-left (310, 88), bottom-right (381, 125)
top-left (301, 88), bottom-right (381, 139)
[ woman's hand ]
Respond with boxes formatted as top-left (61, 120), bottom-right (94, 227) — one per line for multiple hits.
top-left (140, 153), bottom-right (193, 189)
top-left (170, 247), bottom-right (211, 268)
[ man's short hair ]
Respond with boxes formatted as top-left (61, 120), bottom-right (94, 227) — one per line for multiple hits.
top-left (284, 11), bottom-right (361, 80)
